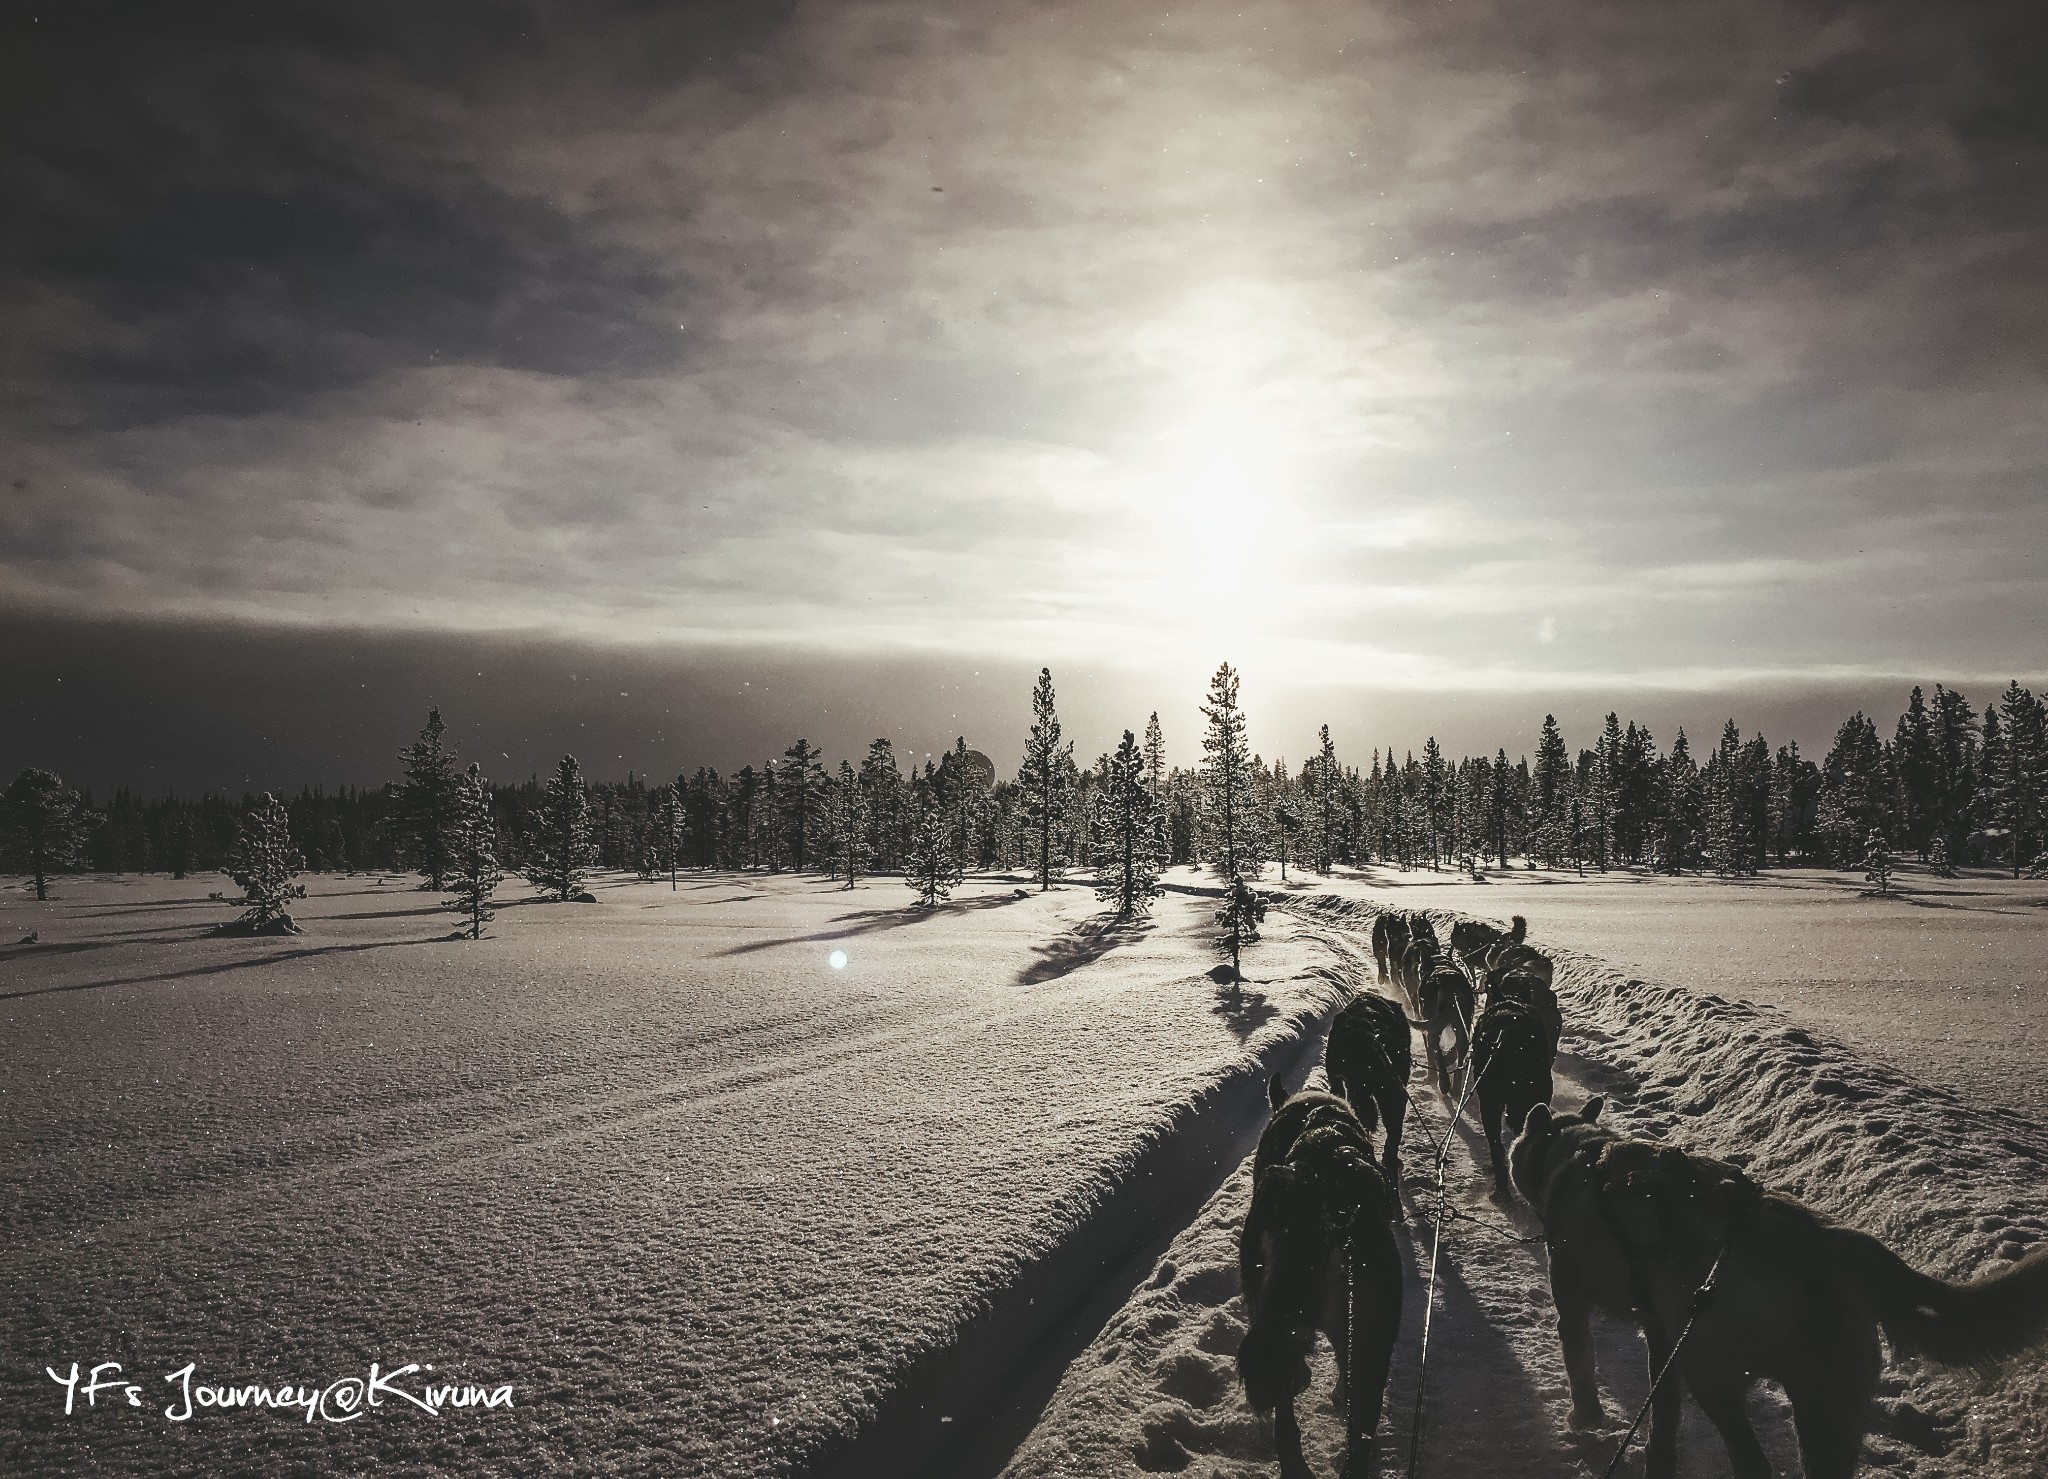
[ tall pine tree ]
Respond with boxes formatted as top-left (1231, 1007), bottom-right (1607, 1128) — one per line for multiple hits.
top-left (1095, 729), bottom-right (1163, 917)
top-left (447, 763), bottom-right (503, 938)
top-left (1200, 662), bottom-right (1259, 882)
top-left (225, 792), bottom-right (305, 931)
top-left (1019, 668), bottom-right (1073, 891)
top-left (527, 755), bottom-right (594, 901)
top-left (0, 769), bottom-right (98, 901)
top-left (395, 708), bottom-right (460, 890)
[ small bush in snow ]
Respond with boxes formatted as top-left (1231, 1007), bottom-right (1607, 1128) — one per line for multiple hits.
top-left (1862, 828), bottom-right (1893, 896)
top-left (226, 792), bottom-right (306, 930)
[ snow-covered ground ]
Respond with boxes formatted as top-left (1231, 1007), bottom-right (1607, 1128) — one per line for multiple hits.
top-left (0, 870), bottom-right (1343, 1478)
top-left (1271, 862), bottom-right (2048, 1122)
top-left (6, 864), bottom-right (2045, 1479)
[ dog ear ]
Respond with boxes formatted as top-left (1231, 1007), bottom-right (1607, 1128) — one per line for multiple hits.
top-left (1580, 1096), bottom-right (1604, 1123)
top-left (1269, 1073), bottom-right (1288, 1110)
top-left (1523, 1103), bottom-right (1553, 1136)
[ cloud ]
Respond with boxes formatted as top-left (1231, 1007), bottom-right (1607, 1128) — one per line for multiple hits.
top-left (2, 0), bottom-right (2045, 705)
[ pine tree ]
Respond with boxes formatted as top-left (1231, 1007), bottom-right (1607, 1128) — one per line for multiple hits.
top-left (859, 739), bottom-right (906, 871)
top-left (904, 803), bottom-right (961, 907)
top-left (395, 708), bottom-right (460, 890)
top-left (1532, 715), bottom-right (1571, 867)
top-left (447, 763), bottom-right (503, 938)
top-left (527, 755), bottom-right (594, 902)
top-left (0, 769), bottom-right (98, 901)
top-left (1305, 725), bottom-right (1341, 874)
top-left (1931, 685), bottom-right (1978, 863)
top-left (1862, 828), bottom-right (1892, 896)
top-left (1816, 713), bottom-right (1890, 863)
top-left (1095, 729), bottom-right (1163, 917)
top-left (1420, 736), bottom-right (1450, 869)
top-left (1143, 713), bottom-right (1168, 799)
top-left (1200, 662), bottom-right (1260, 882)
top-left (652, 783), bottom-right (685, 889)
top-left (1894, 687), bottom-right (1940, 858)
top-left (1018, 669), bottom-right (1074, 890)
top-left (1654, 729), bottom-right (1700, 873)
top-left (778, 739), bottom-right (828, 871)
top-left (830, 760), bottom-right (869, 888)
top-left (1216, 878), bottom-right (1267, 1002)
top-left (1989, 683), bottom-right (2048, 876)
top-left (1931, 835), bottom-right (1954, 877)
top-left (225, 792), bottom-right (306, 930)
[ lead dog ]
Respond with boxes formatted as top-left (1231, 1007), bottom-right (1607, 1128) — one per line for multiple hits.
top-left (1240, 1078), bottom-right (1403, 1479)
top-left (1512, 1100), bottom-right (2048, 1479)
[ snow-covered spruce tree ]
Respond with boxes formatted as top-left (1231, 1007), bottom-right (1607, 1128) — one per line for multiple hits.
top-left (904, 803), bottom-right (961, 908)
top-left (0, 768), bottom-right (98, 902)
top-left (780, 738), bottom-right (828, 871)
top-left (1143, 713), bottom-right (1167, 799)
top-left (225, 792), bottom-right (306, 932)
top-left (395, 707), bottom-right (460, 890)
top-left (1215, 878), bottom-right (1267, 1002)
top-left (527, 755), bottom-right (595, 902)
top-left (831, 759), bottom-right (869, 889)
top-left (1532, 714), bottom-right (1571, 867)
top-left (652, 783), bottom-right (685, 889)
top-left (1862, 828), bottom-right (1893, 896)
top-left (859, 739), bottom-right (906, 871)
top-left (1199, 662), bottom-right (1261, 883)
top-left (1931, 835), bottom-right (1954, 878)
top-left (1307, 725), bottom-right (1341, 874)
top-left (1095, 730), bottom-right (1163, 918)
top-left (447, 763), bottom-right (503, 939)
top-left (1019, 668), bottom-right (1074, 891)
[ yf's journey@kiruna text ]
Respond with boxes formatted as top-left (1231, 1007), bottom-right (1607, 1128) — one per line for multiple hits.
top-left (48, 1360), bottom-right (515, 1424)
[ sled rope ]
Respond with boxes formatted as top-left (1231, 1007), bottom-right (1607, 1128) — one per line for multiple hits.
top-left (1599, 1222), bottom-right (1741, 1479)
top-left (1404, 1001), bottom-right (1485, 1479)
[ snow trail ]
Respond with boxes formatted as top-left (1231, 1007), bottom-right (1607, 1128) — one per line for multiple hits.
top-left (1002, 891), bottom-right (2048, 1478)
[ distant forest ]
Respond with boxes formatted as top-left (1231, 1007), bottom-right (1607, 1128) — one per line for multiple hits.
top-left (5, 672), bottom-right (2046, 887)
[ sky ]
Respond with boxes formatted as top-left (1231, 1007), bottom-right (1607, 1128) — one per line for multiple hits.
top-left (3, 0), bottom-right (2045, 790)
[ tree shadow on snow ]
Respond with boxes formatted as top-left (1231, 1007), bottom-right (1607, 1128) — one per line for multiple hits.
top-left (1015, 916), bottom-right (1151, 986)
top-left (0, 938), bottom-right (439, 1001)
top-left (1210, 973), bottom-right (1279, 1040)
top-left (711, 889), bottom-right (1030, 956)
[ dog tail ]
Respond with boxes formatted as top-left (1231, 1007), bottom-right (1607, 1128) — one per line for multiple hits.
top-left (1510, 914), bottom-right (1527, 942)
top-left (1843, 1230), bottom-right (2048, 1368)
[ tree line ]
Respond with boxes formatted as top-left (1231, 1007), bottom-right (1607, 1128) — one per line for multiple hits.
top-left (5, 673), bottom-right (2045, 917)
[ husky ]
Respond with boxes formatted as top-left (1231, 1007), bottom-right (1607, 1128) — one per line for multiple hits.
top-left (1481, 940), bottom-right (1554, 993)
top-left (1393, 923), bottom-right (1443, 1015)
top-left (1325, 992), bottom-right (1413, 1183)
top-left (1240, 1078), bottom-right (1403, 1479)
top-left (1450, 912), bottom-right (1525, 966)
top-left (1486, 968), bottom-right (1563, 1058)
top-left (1512, 1100), bottom-right (2048, 1479)
top-left (1370, 910), bottom-right (1420, 986)
top-left (1470, 996), bottom-right (1556, 1200)
top-left (1415, 959), bottom-right (1476, 1097)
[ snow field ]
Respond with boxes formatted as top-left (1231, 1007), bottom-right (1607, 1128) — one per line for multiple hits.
top-left (0, 871), bottom-right (1349, 1478)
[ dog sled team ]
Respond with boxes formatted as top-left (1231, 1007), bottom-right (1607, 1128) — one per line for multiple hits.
top-left (1238, 908), bottom-right (2048, 1479)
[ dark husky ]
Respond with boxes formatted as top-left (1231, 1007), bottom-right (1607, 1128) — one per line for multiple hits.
top-left (1393, 922), bottom-right (1442, 1016)
top-left (1415, 959), bottom-right (1475, 1097)
top-left (1324, 992), bottom-right (1413, 1182)
top-left (1239, 1078), bottom-right (1403, 1479)
top-left (1486, 968), bottom-right (1563, 1059)
top-left (1470, 996), bottom-right (1556, 1201)
top-left (1481, 939), bottom-right (1553, 993)
top-left (1370, 910), bottom-right (1418, 986)
top-left (1449, 912), bottom-right (1525, 966)
top-left (1512, 1100), bottom-right (2048, 1479)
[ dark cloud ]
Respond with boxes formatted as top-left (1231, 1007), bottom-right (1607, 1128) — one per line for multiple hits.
top-left (1, 0), bottom-right (2044, 780)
